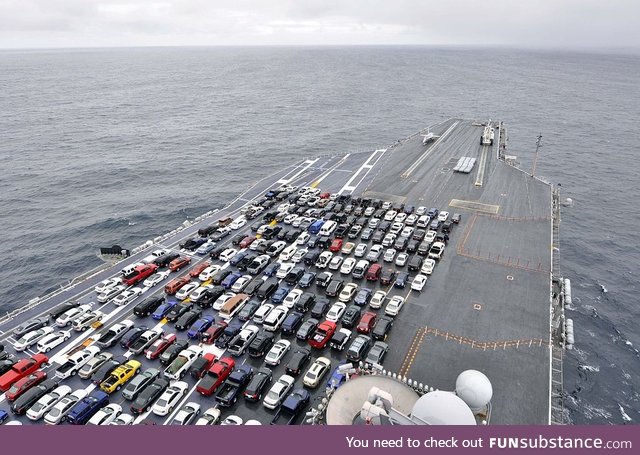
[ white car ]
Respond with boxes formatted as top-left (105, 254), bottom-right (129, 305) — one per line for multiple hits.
top-left (438, 211), bottom-right (449, 222)
top-left (283, 213), bottom-right (297, 225)
top-left (279, 245), bottom-right (297, 262)
top-left (382, 233), bottom-right (397, 247)
top-left (366, 244), bottom-right (383, 261)
top-left (384, 296), bottom-right (405, 317)
top-left (401, 226), bottom-right (415, 238)
top-left (405, 214), bottom-right (418, 226)
top-left (390, 222), bottom-right (404, 235)
top-left (43, 389), bottom-right (88, 425)
top-left (263, 306), bottom-right (288, 332)
top-left (56, 304), bottom-right (92, 327)
top-left (256, 224), bottom-right (270, 235)
top-left (112, 287), bottom-right (143, 306)
top-left (267, 240), bottom-right (287, 256)
top-left (395, 212), bottom-right (407, 223)
top-left (170, 402), bottom-right (201, 425)
top-left (188, 284), bottom-right (214, 302)
top-left (152, 381), bottom-right (189, 416)
top-left (302, 357), bottom-right (331, 388)
top-left (277, 202), bottom-right (292, 212)
top-left (382, 201), bottom-right (392, 210)
top-left (276, 262), bottom-right (294, 279)
top-left (26, 385), bottom-right (72, 421)
top-left (296, 232), bottom-right (310, 245)
top-left (37, 330), bottom-right (71, 352)
top-left (164, 346), bottom-right (203, 380)
top-left (71, 310), bottom-right (104, 331)
top-left (291, 248), bottom-right (308, 263)
top-left (283, 289), bottom-right (303, 309)
top-left (264, 339), bottom-right (291, 366)
top-left (97, 285), bottom-right (127, 303)
top-left (411, 274), bottom-right (428, 291)
top-left (263, 374), bottom-right (295, 409)
top-left (425, 230), bottom-right (438, 243)
top-left (428, 242), bottom-right (446, 260)
top-left (315, 251), bottom-right (333, 268)
top-left (195, 407), bottom-right (221, 425)
top-left (213, 292), bottom-right (236, 311)
top-left (229, 217), bottom-right (247, 230)
top-left (395, 252), bottom-right (409, 267)
top-left (253, 303), bottom-right (274, 324)
top-left (328, 256), bottom-right (344, 270)
top-left (221, 415), bottom-right (244, 425)
top-left (326, 302), bottom-right (347, 322)
top-left (142, 270), bottom-right (171, 287)
top-left (110, 414), bottom-right (135, 425)
top-left (220, 248), bottom-right (239, 262)
top-left (94, 277), bottom-right (121, 294)
top-left (231, 275), bottom-right (252, 293)
top-left (198, 265), bottom-right (221, 281)
top-left (364, 206), bottom-right (375, 216)
top-left (421, 259), bottom-right (436, 275)
top-left (416, 206), bottom-right (427, 216)
top-left (370, 291), bottom-right (387, 309)
top-left (14, 327), bottom-right (54, 351)
top-left (354, 243), bottom-right (368, 257)
top-left (338, 283), bottom-right (359, 303)
top-left (341, 242), bottom-right (355, 254)
top-left (383, 248), bottom-right (396, 263)
top-left (249, 238), bottom-right (268, 251)
top-left (175, 282), bottom-right (199, 300)
top-left (340, 258), bottom-right (357, 275)
top-left (88, 403), bottom-right (122, 425)
top-left (384, 210), bottom-right (397, 221)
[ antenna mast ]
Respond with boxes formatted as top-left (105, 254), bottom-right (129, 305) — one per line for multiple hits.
top-left (531, 134), bottom-right (542, 177)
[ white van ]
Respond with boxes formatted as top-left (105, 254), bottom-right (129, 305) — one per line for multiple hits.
top-left (319, 220), bottom-right (337, 237)
top-left (416, 215), bottom-right (431, 229)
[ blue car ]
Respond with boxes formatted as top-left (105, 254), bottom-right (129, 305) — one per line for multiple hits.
top-left (229, 251), bottom-right (248, 267)
top-left (354, 288), bottom-right (373, 306)
top-left (298, 272), bottom-right (316, 288)
top-left (271, 286), bottom-right (290, 304)
top-left (152, 300), bottom-right (178, 320)
top-left (327, 364), bottom-right (348, 389)
top-left (66, 391), bottom-right (109, 425)
top-left (187, 316), bottom-right (214, 339)
top-left (0, 409), bottom-right (9, 424)
top-left (221, 272), bottom-right (242, 290)
top-left (281, 312), bottom-right (304, 335)
top-left (263, 262), bottom-right (280, 277)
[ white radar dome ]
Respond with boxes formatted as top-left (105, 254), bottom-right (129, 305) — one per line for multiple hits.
top-left (455, 370), bottom-right (493, 412)
top-left (411, 391), bottom-right (476, 425)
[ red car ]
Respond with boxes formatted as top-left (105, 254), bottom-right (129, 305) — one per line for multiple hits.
top-left (365, 264), bottom-right (382, 281)
top-left (308, 320), bottom-right (337, 349)
top-left (200, 321), bottom-right (228, 344)
top-left (329, 239), bottom-right (343, 253)
top-left (357, 311), bottom-right (378, 335)
top-left (122, 263), bottom-right (158, 286)
top-left (5, 371), bottom-right (47, 401)
top-left (144, 333), bottom-right (177, 360)
top-left (190, 262), bottom-right (210, 278)
top-left (319, 192), bottom-right (331, 199)
top-left (239, 236), bottom-right (257, 249)
top-left (164, 275), bottom-right (191, 295)
top-left (0, 353), bottom-right (48, 392)
top-left (196, 357), bottom-right (235, 396)
top-left (169, 256), bottom-right (191, 272)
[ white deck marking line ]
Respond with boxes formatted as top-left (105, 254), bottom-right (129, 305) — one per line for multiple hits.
top-left (475, 144), bottom-right (489, 186)
top-left (276, 159), bottom-right (319, 185)
top-left (339, 149), bottom-right (388, 194)
top-left (401, 121), bottom-right (459, 178)
top-left (310, 153), bottom-right (351, 187)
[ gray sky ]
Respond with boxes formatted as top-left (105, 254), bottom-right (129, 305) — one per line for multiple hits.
top-left (1, 0), bottom-right (639, 50)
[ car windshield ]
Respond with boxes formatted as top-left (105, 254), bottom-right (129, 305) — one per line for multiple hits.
top-left (307, 372), bottom-right (317, 380)
top-left (48, 407), bottom-right (62, 417)
top-left (266, 391), bottom-right (279, 401)
top-left (155, 398), bottom-right (167, 407)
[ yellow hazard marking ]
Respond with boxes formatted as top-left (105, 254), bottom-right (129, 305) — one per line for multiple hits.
top-left (160, 318), bottom-right (168, 325)
top-left (269, 220), bottom-right (277, 226)
top-left (310, 180), bottom-right (320, 188)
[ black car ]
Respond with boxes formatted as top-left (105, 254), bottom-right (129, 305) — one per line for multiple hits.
top-left (371, 231), bottom-right (385, 244)
top-left (256, 278), bottom-right (279, 300)
top-left (91, 358), bottom-right (122, 384)
top-left (180, 237), bottom-right (207, 251)
top-left (231, 233), bottom-right (246, 246)
top-left (175, 309), bottom-right (203, 331)
top-left (214, 320), bottom-right (244, 349)
top-left (372, 316), bottom-right (394, 341)
top-left (394, 236), bottom-right (409, 251)
top-left (209, 246), bottom-right (226, 259)
top-left (435, 232), bottom-right (450, 245)
top-left (380, 268), bottom-right (396, 286)
top-left (378, 220), bottom-right (391, 232)
top-left (284, 267), bottom-right (305, 286)
top-left (0, 357), bottom-right (17, 375)
top-left (131, 378), bottom-right (170, 415)
top-left (247, 331), bottom-right (275, 358)
top-left (294, 292), bottom-right (315, 312)
top-left (243, 277), bottom-right (264, 296)
top-left (11, 378), bottom-right (59, 415)
top-left (250, 221), bottom-right (263, 232)
top-left (408, 255), bottom-right (424, 272)
top-left (303, 250), bottom-right (320, 266)
top-left (262, 225), bottom-right (282, 240)
top-left (315, 272), bottom-right (333, 288)
top-left (199, 223), bottom-right (220, 237)
top-left (12, 316), bottom-right (49, 338)
top-left (159, 340), bottom-right (189, 365)
top-left (153, 252), bottom-right (180, 267)
top-left (133, 295), bottom-right (165, 317)
top-left (237, 300), bottom-right (261, 322)
top-left (341, 305), bottom-right (362, 328)
top-left (296, 318), bottom-right (319, 340)
top-left (325, 279), bottom-right (345, 297)
top-left (334, 224), bottom-right (349, 239)
top-left (211, 269), bottom-right (232, 286)
top-left (166, 302), bottom-right (193, 323)
top-left (120, 326), bottom-right (147, 349)
top-left (310, 299), bottom-right (331, 319)
top-left (236, 253), bottom-right (258, 271)
top-left (48, 301), bottom-right (80, 321)
top-left (346, 335), bottom-right (372, 362)
top-left (298, 272), bottom-right (316, 288)
top-left (284, 229), bottom-right (302, 243)
top-left (189, 356), bottom-right (213, 380)
top-left (394, 272), bottom-right (410, 288)
top-left (329, 330), bottom-right (351, 351)
top-left (285, 348), bottom-right (311, 376)
top-left (316, 236), bottom-right (331, 249)
top-left (406, 239), bottom-right (420, 254)
top-left (197, 286), bottom-right (225, 309)
top-left (243, 367), bottom-right (273, 402)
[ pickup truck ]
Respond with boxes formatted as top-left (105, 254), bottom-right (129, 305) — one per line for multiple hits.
top-left (329, 328), bottom-right (352, 351)
top-left (55, 346), bottom-right (100, 379)
top-left (0, 353), bottom-right (49, 392)
top-left (270, 388), bottom-right (310, 425)
top-left (96, 320), bottom-right (134, 349)
top-left (196, 357), bottom-right (235, 396)
top-left (214, 365), bottom-right (253, 407)
top-left (142, 249), bottom-right (171, 265)
top-left (164, 345), bottom-right (203, 380)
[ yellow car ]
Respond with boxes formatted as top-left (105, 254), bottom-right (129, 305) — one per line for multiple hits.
top-left (100, 360), bottom-right (141, 394)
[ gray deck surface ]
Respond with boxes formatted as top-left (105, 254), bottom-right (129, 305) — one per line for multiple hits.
top-left (0, 119), bottom-right (552, 425)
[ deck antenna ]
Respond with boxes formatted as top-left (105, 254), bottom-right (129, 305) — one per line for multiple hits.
top-left (531, 134), bottom-right (542, 176)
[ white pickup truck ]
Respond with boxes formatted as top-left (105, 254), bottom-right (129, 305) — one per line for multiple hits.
top-left (141, 248), bottom-right (171, 264)
top-left (55, 346), bottom-right (101, 379)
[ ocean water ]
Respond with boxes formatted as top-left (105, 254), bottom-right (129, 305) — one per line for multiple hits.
top-left (0, 46), bottom-right (638, 424)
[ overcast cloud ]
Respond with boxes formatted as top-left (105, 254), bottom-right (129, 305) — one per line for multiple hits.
top-left (0, 0), bottom-right (638, 50)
